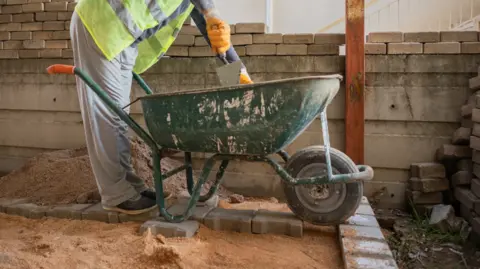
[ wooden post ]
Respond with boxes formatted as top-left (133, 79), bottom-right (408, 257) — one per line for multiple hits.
top-left (345, 0), bottom-right (365, 164)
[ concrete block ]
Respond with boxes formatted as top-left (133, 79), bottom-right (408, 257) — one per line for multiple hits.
top-left (424, 42), bottom-right (461, 54)
top-left (11, 31), bottom-right (31, 40)
top-left (341, 237), bottom-right (393, 257)
top-left (233, 46), bottom-right (246, 56)
top-left (307, 44), bottom-right (339, 55)
top-left (0, 23), bottom-right (21, 31)
top-left (283, 34), bottom-right (314, 44)
top-left (462, 118), bottom-right (473, 128)
top-left (472, 218), bottom-right (480, 235)
top-left (204, 208), bottom-right (256, 233)
top-left (276, 44), bottom-right (307, 55)
top-left (343, 255), bottom-right (398, 269)
top-left (58, 11), bottom-right (72, 21)
top-left (436, 144), bottom-right (471, 161)
top-left (451, 171), bottom-right (472, 187)
top-left (471, 136), bottom-right (480, 151)
top-left (4, 203), bottom-right (48, 219)
top-left (45, 40), bottom-right (68, 49)
top-left (188, 46), bottom-right (214, 57)
top-left (457, 159), bottom-right (473, 172)
top-left (172, 35), bottom-right (194, 46)
top-left (7, 0), bottom-right (27, 4)
top-left (23, 39), bottom-right (44, 49)
top-left (32, 31), bottom-right (53, 40)
top-left (22, 3), bottom-right (44, 12)
top-left (474, 163), bottom-right (480, 178)
top-left (52, 30), bottom-right (69, 39)
top-left (455, 187), bottom-right (480, 210)
top-left (387, 42), bottom-right (423, 54)
top-left (461, 104), bottom-right (473, 118)
top-left (2, 5), bottom-right (23, 14)
top-left (473, 108), bottom-right (480, 121)
top-left (410, 162), bottom-right (446, 178)
top-left (21, 22), bottom-right (42, 31)
top-left (166, 203), bottom-right (215, 224)
top-left (46, 204), bottom-right (92, 219)
top-left (471, 76), bottom-right (480, 90)
top-left (474, 150), bottom-right (480, 164)
top-left (339, 224), bottom-right (385, 240)
top-left (235, 23), bottom-right (266, 34)
top-left (429, 204), bottom-right (455, 232)
top-left (0, 15), bottom-right (13, 23)
top-left (355, 203), bottom-right (375, 216)
top-left (0, 198), bottom-right (29, 213)
top-left (179, 25), bottom-right (200, 36)
top-left (368, 32), bottom-right (403, 43)
top-left (34, 12), bottom-right (57, 21)
top-left (45, 2), bottom-right (67, 11)
top-left (231, 34), bottom-right (252, 45)
top-left (408, 177), bottom-right (449, 193)
top-left (245, 44), bottom-right (276, 55)
top-left (345, 214), bottom-right (379, 227)
top-left (0, 49), bottom-right (19, 59)
top-left (441, 31), bottom-right (478, 42)
top-left (472, 178), bottom-right (480, 198)
top-left (251, 209), bottom-right (303, 237)
top-left (314, 33), bottom-right (345, 45)
top-left (452, 127), bottom-right (471, 145)
top-left (39, 48), bottom-right (62, 58)
top-left (460, 203), bottom-right (474, 223)
top-left (67, 2), bottom-right (76, 11)
top-left (193, 36), bottom-right (208, 46)
top-left (18, 49), bottom-right (39, 58)
top-left (139, 219), bottom-right (198, 238)
top-left (165, 46), bottom-right (188, 57)
top-left (462, 42), bottom-right (480, 54)
top-left (252, 33), bottom-right (283, 44)
top-left (406, 189), bottom-right (443, 205)
top-left (81, 203), bottom-right (119, 223)
top-left (404, 32), bottom-right (440, 43)
top-left (0, 32), bottom-right (11, 41)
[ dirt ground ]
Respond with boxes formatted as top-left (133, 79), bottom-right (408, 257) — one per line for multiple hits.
top-left (0, 200), bottom-right (342, 269)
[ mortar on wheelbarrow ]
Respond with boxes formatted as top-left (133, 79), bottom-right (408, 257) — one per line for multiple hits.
top-left (46, 64), bottom-right (374, 226)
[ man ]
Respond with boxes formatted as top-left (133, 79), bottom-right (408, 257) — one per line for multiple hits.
top-left (70, 0), bottom-right (253, 215)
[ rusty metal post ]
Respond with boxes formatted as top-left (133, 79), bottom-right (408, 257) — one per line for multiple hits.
top-left (345, 0), bottom-right (365, 164)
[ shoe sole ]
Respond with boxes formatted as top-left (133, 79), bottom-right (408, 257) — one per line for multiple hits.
top-left (102, 204), bottom-right (158, 215)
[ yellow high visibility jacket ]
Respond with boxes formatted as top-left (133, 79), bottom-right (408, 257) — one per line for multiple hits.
top-left (75, 0), bottom-right (194, 74)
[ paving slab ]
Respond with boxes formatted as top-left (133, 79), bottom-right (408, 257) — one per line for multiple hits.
top-left (81, 203), bottom-right (119, 223)
top-left (176, 191), bottom-right (219, 208)
top-left (166, 203), bottom-right (215, 224)
top-left (204, 208), bottom-right (256, 233)
top-left (251, 209), bottom-right (303, 237)
top-left (341, 237), bottom-right (393, 257)
top-left (355, 204), bottom-right (375, 216)
top-left (139, 219), bottom-right (199, 238)
top-left (46, 204), bottom-right (93, 220)
top-left (344, 255), bottom-right (398, 269)
top-left (345, 214), bottom-right (380, 227)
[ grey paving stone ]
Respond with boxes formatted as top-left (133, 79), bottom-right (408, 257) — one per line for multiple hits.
top-left (345, 214), bottom-right (380, 227)
top-left (0, 198), bottom-right (29, 213)
top-left (176, 191), bottom-right (219, 208)
top-left (355, 204), bottom-right (375, 216)
top-left (46, 204), bottom-right (93, 220)
top-left (361, 196), bottom-right (369, 205)
top-left (4, 203), bottom-right (48, 219)
top-left (204, 208), bottom-right (256, 233)
top-left (339, 224), bottom-right (385, 240)
top-left (344, 255), bottom-right (398, 269)
top-left (139, 219), bottom-right (199, 238)
top-left (342, 237), bottom-right (393, 257)
top-left (251, 209), bottom-right (303, 237)
top-left (166, 203), bottom-right (215, 224)
top-left (81, 203), bottom-right (119, 223)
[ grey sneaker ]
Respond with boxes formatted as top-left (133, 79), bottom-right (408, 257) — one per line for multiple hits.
top-left (103, 195), bottom-right (157, 215)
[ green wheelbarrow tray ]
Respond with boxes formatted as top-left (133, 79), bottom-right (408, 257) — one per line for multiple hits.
top-left (46, 64), bottom-right (374, 225)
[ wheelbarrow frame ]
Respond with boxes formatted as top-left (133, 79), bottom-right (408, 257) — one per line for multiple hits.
top-left (46, 64), bottom-right (373, 224)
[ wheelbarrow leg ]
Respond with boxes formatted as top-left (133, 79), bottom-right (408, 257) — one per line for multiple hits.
top-left (184, 152), bottom-right (194, 195)
top-left (320, 110), bottom-right (334, 180)
top-left (198, 160), bottom-right (229, 202)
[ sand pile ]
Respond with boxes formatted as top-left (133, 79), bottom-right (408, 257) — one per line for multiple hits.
top-left (0, 137), bottom-right (232, 206)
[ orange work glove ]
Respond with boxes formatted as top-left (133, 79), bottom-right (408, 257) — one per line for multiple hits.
top-left (206, 16), bottom-right (231, 54)
top-left (240, 73), bottom-right (253, 84)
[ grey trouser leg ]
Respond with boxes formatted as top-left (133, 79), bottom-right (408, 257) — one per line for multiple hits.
top-left (70, 12), bottom-right (148, 207)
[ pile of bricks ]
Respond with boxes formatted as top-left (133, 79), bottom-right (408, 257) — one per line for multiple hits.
top-left (366, 31), bottom-right (480, 55)
top-left (407, 163), bottom-right (449, 216)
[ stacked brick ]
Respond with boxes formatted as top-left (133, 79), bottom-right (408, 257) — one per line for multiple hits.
top-left (407, 163), bottom-right (449, 216)
top-left (366, 31), bottom-right (480, 55)
top-left (0, 0), bottom-right (75, 59)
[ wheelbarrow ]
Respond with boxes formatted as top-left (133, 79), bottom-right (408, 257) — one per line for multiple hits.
top-left (46, 64), bottom-right (374, 225)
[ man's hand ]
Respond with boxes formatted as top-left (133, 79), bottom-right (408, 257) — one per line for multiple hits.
top-left (206, 16), bottom-right (231, 54)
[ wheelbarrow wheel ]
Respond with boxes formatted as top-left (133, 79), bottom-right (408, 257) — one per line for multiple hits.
top-left (282, 146), bottom-right (363, 225)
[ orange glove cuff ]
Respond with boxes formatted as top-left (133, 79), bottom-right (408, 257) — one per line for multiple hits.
top-left (240, 73), bottom-right (253, 84)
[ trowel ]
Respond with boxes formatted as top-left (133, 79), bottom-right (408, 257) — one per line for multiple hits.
top-left (216, 53), bottom-right (242, 86)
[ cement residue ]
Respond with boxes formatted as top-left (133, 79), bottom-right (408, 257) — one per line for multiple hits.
top-left (0, 137), bottom-right (231, 205)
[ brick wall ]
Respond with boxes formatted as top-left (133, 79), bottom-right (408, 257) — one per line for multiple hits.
top-left (2, 2), bottom-right (480, 209)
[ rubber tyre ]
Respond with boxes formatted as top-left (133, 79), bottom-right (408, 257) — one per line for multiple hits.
top-left (282, 146), bottom-right (363, 225)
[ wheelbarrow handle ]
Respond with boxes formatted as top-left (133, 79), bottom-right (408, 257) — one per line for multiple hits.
top-left (46, 64), bottom-right (75, 75)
